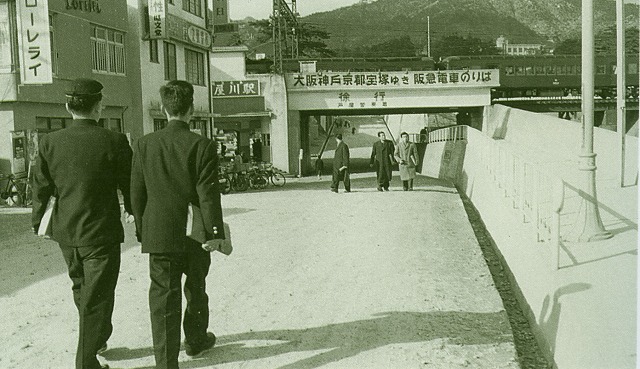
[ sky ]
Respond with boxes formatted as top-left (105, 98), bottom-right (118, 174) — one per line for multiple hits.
top-left (230, 0), bottom-right (363, 20)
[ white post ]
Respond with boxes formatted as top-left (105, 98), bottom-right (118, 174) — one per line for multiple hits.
top-left (578, 0), bottom-right (612, 241)
top-left (616, 0), bottom-right (626, 187)
top-left (551, 179), bottom-right (565, 271)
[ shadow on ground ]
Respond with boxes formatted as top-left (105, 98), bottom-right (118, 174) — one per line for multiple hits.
top-left (101, 311), bottom-right (513, 369)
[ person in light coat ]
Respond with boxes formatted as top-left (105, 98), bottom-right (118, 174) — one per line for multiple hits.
top-left (394, 132), bottom-right (419, 191)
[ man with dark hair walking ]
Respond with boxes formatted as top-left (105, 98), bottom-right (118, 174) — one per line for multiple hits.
top-left (131, 80), bottom-right (229, 369)
top-left (370, 131), bottom-right (395, 191)
top-left (330, 134), bottom-right (350, 193)
top-left (32, 78), bottom-right (133, 369)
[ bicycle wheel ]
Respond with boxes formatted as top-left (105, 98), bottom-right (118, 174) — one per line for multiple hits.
top-left (219, 175), bottom-right (232, 194)
top-left (13, 178), bottom-right (32, 207)
top-left (270, 172), bottom-right (286, 187)
top-left (232, 174), bottom-right (249, 191)
top-left (250, 173), bottom-right (268, 189)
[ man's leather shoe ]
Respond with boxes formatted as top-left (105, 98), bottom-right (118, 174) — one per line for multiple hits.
top-left (377, 186), bottom-right (383, 192)
top-left (330, 189), bottom-right (338, 193)
top-left (185, 332), bottom-right (216, 357)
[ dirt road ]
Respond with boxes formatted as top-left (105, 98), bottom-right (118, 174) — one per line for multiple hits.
top-left (0, 175), bottom-right (527, 368)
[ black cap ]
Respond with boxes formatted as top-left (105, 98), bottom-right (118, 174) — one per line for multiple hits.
top-left (336, 134), bottom-right (343, 140)
top-left (65, 78), bottom-right (103, 97)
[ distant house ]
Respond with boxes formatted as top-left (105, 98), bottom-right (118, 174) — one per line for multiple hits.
top-left (496, 35), bottom-right (554, 56)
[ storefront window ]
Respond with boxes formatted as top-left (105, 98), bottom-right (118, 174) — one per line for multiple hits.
top-left (154, 119), bottom-right (167, 131)
top-left (189, 119), bottom-right (207, 136)
top-left (35, 117), bottom-right (67, 132)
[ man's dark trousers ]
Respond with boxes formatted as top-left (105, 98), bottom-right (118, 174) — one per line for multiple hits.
top-left (59, 243), bottom-right (121, 369)
top-left (331, 168), bottom-right (350, 192)
top-left (149, 246), bottom-right (211, 369)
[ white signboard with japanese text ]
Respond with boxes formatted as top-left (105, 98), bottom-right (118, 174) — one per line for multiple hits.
top-left (286, 69), bottom-right (500, 90)
top-left (148, 0), bottom-right (166, 39)
top-left (212, 80), bottom-right (260, 98)
top-left (16, 0), bottom-right (52, 85)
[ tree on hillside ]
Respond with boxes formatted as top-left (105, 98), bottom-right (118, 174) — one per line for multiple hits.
top-left (431, 35), bottom-right (500, 59)
top-left (554, 26), bottom-right (639, 54)
top-left (246, 19), bottom-right (335, 57)
top-left (335, 35), bottom-right (417, 57)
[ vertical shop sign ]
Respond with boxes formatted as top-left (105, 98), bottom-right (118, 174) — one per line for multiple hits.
top-left (148, 0), bottom-right (166, 39)
top-left (16, 0), bottom-right (52, 84)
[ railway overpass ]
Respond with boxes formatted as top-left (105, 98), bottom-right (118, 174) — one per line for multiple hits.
top-left (280, 69), bottom-right (499, 174)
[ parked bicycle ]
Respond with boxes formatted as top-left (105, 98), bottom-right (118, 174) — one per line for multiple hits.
top-left (0, 172), bottom-right (32, 207)
top-left (261, 163), bottom-right (286, 187)
top-left (218, 165), bottom-right (232, 195)
top-left (247, 165), bottom-right (269, 190)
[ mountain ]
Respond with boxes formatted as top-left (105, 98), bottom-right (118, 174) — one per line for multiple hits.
top-left (300, 0), bottom-right (639, 52)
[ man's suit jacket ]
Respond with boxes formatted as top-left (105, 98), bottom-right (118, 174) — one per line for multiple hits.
top-left (333, 141), bottom-right (350, 170)
top-left (130, 120), bottom-right (225, 253)
top-left (32, 119), bottom-right (133, 246)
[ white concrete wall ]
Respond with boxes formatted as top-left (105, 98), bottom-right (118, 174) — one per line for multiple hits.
top-left (484, 104), bottom-right (638, 186)
top-left (422, 105), bottom-right (638, 369)
top-left (211, 51), bottom-right (246, 81)
top-left (0, 110), bottom-right (15, 175)
top-left (385, 114), bottom-right (428, 141)
top-left (252, 73), bottom-right (289, 172)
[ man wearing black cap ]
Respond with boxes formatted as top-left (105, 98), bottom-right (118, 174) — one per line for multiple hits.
top-left (331, 134), bottom-right (350, 193)
top-left (32, 78), bottom-right (133, 369)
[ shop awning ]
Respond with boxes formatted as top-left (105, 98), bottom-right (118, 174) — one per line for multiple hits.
top-left (212, 96), bottom-right (270, 118)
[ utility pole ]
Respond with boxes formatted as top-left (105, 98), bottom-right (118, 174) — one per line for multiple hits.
top-left (272, 0), bottom-right (298, 74)
top-left (616, 0), bottom-right (626, 187)
top-left (427, 16), bottom-right (431, 58)
top-left (577, 0), bottom-right (612, 241)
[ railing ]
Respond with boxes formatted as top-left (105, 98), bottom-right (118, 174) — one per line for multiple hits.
top-left (427, 125), bottom-right (467, 143)
top-left (464, 129), bottom-right (573, 270)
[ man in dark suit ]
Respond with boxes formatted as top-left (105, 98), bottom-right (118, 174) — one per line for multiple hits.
top-left (32, 78), bottom-right (133, 369)
top-left (331, 134), bottom-right (350, 193)
top-left (370, 131), bottom-right (395, 191)
top-left (130, 80), bottom-right (228, 369)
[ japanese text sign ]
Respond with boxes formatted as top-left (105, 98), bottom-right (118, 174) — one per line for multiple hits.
top-left (212, 80), bottom-right (260, 98)
top-left (286, 70), bottom-right (500, 90)
top-left (16, 0), bottom-right (52, 84)
top-left (166, 15), bottom-right (212, 49)
top-left (148, 0), bottom-right (166, 39)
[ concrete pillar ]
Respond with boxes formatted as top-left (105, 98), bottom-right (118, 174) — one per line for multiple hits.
top-left (287, 110), bottom-right (301, 175)
top-left (469, 107), bottom-right (484, 131)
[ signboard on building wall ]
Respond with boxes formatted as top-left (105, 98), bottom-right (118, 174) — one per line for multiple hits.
top-left (166, 15), bottom-right (212, 49)
top-left (212, 0), bottom-right (229, 26)
top-left (286, 69), bottom-right (500, 90)
top-left (16, 0), bottom-right (52, 84)
top-left (212, 80), bottom-right (260, 97)
top-left (148, 0), bottom-right (166, 39)
top-left (0, 3), bottom-right (13, 72)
